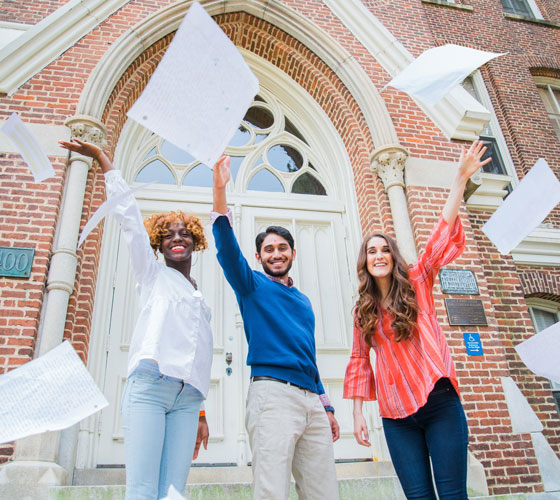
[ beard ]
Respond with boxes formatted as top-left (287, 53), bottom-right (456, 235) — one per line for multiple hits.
top-left (261, 258), bottom-right (293, 278)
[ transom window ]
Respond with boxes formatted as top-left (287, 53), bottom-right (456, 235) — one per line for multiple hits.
top-left (536, 83), bottom-right (560, 142)
top-left (134, 92), bottom-right (328, 197)
top-left (528, 301), bottom-right (560, 415)
top-left (501, 0), bottom-right (535, 17)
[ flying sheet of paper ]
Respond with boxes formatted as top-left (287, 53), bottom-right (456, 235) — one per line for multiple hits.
top-left (385, 44), bottom-right (505, 107)
top-left (127, 2), bottom-right (259, 169)
top-left (0, 341), bottom-right (108, 445)
top-left (482, 158), bottom-right (560, 255)
top-left (1, 112), bottom-right (55, 182)
top-left (162, 485), bottom-right (186, 500)
top-left (515, 321), bottom-right (560, 385)
top-left (77, 181), bottom-right (156, 248)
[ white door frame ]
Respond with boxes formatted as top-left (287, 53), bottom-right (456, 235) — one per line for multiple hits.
top-left (78, 54), bottom-right (377, 469)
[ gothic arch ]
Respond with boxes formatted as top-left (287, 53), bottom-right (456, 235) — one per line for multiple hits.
top-left (77, 0), bottom-right (397, 148)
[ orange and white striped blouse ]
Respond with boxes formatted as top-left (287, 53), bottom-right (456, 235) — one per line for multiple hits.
top-left (343, 214), bottom-right (465, 419)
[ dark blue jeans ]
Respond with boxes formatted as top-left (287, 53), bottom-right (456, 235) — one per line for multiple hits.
top-left (382, 378), bottom-right (469, 500)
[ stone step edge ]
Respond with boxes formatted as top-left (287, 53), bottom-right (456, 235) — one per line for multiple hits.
top-left (49, 483), bottom-right (534, 500)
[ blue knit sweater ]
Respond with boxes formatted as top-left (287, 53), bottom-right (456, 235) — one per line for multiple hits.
top-left (213, 215), bottom-right (325, 395)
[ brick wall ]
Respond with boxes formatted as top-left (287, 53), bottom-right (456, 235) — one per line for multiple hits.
top-left (468, 209), bottom-right (560, 491)
top-left (0, 1), bottom-right (66, 26)
top-left (0, 0), bottom-right (559, 494)
top-left (0, 154), bottom-right (67, 462)
top-left (405, 187), bottom-right (545, 494)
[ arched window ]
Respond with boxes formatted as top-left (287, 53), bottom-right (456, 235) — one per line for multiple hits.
top-left (133, 92), bottom-right (329, 197)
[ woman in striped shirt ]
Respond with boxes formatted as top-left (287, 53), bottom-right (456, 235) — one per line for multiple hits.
top-left (344, 140), bottom-right (491, 500)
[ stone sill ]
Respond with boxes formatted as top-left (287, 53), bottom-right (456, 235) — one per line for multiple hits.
top-left (421, 0), bottom-right (474, 11)
top-left (504, 13), bottom-right (560, 28)
top-left (465, 172), bottom-right (512, 210)
top-left (511, 225), bottom-right (560, 267)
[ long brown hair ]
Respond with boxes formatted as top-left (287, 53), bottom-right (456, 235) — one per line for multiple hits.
top-left (356, 233), bottom-right (418, 345)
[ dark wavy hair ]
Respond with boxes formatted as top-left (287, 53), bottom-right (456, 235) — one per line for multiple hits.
top-left (355, 233), bottom-right (418, 345)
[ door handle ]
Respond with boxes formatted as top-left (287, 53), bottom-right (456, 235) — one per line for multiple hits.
top-left (225, 352), bottom-right (233, 376)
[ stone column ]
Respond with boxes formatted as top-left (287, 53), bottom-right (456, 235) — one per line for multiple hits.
top-left (371, 144), bottom-right (417, 264)
top-left (0, 116), bottom-right (107, 500)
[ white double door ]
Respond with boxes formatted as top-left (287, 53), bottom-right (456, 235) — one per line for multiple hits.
top-left (95, 202), bottom-right (379, 467)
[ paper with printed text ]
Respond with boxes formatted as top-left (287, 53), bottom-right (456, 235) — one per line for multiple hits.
top-left (482, 158), bottom-right (560, 255)
top-left (385, 44), bottom-right (505, 106)
top-left (1, 112), bottom-right (55, 182)
top-left (0, 341), bottom-right (108, 444)
top-left (127, 2), bottom-right (259, 169)
top-left (77, 181), bottom-right (156, 248)
top-left (515, 321), bottom-right (560, 385)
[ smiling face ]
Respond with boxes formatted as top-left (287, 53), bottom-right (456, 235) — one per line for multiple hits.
top-left (256, 233), bottom-right (295, 280)
top-left (366, 235), bottom-right (394, 283)
top-left (160, 221), bottom-right (194, 265)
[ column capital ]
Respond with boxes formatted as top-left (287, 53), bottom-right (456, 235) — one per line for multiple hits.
top-left (64, 115), bottom-right (108, 149)
top-left (371, 144), bottom-right (409, 192)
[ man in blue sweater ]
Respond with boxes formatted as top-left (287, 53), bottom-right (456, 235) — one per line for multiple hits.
top-left (211, 155), bottom-right (339, 500)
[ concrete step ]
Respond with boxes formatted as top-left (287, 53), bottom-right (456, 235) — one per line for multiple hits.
top-left (50, 462), bottom-right (555, 500)
top-left (47, 483), bottom-right (542, 500)
top-left (49, 476), bottom-right (403, 500)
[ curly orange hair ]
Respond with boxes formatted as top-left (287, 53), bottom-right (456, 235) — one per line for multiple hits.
top-left (143, 210), bottom-right (207, 256)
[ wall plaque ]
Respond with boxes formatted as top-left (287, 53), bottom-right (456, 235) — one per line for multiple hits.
top-left (0, 247), bottom-right (35, 278)
top-left (438, 269), bottom-right (479, 295)
top-left (445, 298), bottom-right (487, 326)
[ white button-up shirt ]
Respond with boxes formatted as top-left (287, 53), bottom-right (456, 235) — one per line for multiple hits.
top-left (105, 170), bottom-right (213, 398)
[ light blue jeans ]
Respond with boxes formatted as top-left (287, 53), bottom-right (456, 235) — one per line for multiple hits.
top-left (121, 359), bottom-right (203, 500)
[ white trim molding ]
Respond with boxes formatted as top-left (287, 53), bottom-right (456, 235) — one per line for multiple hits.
top-left (321, 0), bottom-right (492, 141)
top-left (465, 172), bottom-right (512, 210)
top-left (525, 0), bottom-right (545, 20)
top-left (0, 0), bottom-right (127, 95)
top-left (511, 226), bottom-right (560, 267)
top-left (0, 121), bottom-right (70, 155)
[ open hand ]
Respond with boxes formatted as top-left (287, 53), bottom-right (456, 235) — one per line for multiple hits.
top-left (457, 139), bottom-right (492, 182)
top-left (213, 155), bottom-right (231, 190)
top-left (58, 137), bottom-right (103, 161)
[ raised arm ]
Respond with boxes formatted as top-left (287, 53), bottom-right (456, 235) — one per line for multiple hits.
top-left (59, 137), bottom-right (158, 284)
top-left (442, 139), bottom-right (491, 227)
top-left (213, 155), bottom-right (231, 214)
top-left (211, 155), bottom-right (257, 295)
top-left (59, 137), bottom-right (114, 173)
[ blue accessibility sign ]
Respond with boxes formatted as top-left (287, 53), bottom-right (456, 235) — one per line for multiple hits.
top-left (463, 332), bottom-right (483, 356)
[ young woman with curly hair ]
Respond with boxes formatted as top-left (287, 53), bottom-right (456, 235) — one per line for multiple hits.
top-left (343, 140), bottom-right (491, 500)
top-left (59, 138), bottom-right (213, 500)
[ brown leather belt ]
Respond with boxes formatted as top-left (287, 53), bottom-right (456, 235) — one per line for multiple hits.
top-left (251, 376), bottom-right (308, 391)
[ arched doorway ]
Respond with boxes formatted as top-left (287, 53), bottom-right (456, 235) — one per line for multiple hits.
top-left (89, 60), bottom-right (382, 467)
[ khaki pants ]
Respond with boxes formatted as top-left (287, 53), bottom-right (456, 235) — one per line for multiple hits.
top-left (245, 380), bottom-right (339, 500)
